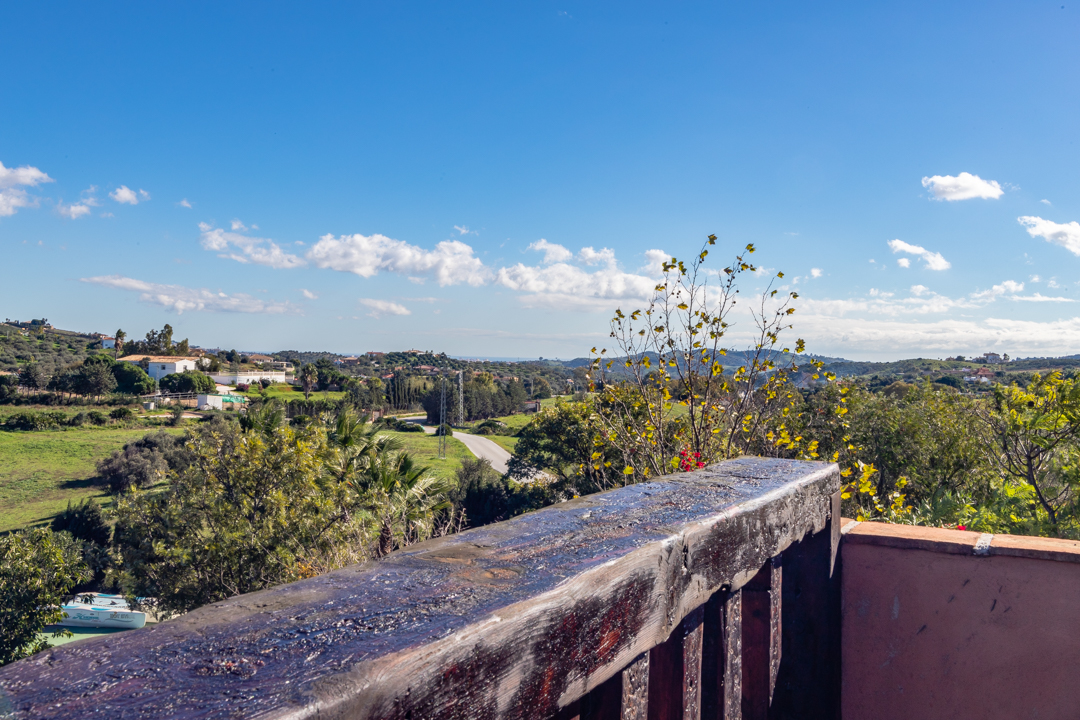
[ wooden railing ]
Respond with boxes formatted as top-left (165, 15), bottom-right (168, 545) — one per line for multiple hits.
top-left (0, 457), bottom-right (841, 720)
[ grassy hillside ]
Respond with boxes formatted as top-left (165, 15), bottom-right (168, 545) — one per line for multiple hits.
top-left (0, 426), bottom-right (184, 532)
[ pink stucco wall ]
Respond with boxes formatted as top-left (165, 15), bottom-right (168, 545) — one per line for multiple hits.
top-left (841, 521), bottom-right (1080, 720)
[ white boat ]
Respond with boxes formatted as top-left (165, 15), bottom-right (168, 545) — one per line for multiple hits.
top-left (59, 594), bottom-right (147, 629)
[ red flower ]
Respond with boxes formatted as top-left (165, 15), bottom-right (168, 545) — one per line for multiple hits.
top-left (957, 525), bottom-right (967, 531)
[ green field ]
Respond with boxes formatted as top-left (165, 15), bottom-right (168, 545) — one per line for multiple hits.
top-left (376, 430), bottom-right (474, 481)
top-left (0, 426), bottom-right (183, 532)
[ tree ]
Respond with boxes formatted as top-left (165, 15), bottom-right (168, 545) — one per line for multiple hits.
top-left (300, 363), bottom-right (318, 400)
top-left (114, 329), bottom-right (126, 359)
top-left (18, 363), bottom-right (47, 393)
top-left (509, 400), bottom-right (620, 496)
top-left (450, 457), bottom-right (509, 527)
top-left (112, 361), bottom-right (156, 395)
top-left (979, 372), bottom-right (1080, 528)
top-left (112, 419), bottom-right (369, 618)
top-left (532, 377), bottom-right (552, 399)
top-left (0, 528), bottom-right (90, 666)
top-left (591, 237), bottom-right (821, 481)
top-left (159, 370), bottom-right (214, 394)
top-left (352, 450), bottom-right (453, 556)
top-left (51, 498), bottom-right (111, 547)
top-left (76, 361), bottom-right (118, 399)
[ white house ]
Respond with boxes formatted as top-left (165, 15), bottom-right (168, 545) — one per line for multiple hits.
top-left (118, 355), bottom-right (200, 381)
top-left (100, 336), bottom-right (116, 349)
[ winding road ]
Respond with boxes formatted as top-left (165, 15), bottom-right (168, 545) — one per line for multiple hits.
top-left (398, 417), bottom-right (512, 474)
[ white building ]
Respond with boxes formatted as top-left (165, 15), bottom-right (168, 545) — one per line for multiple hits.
top-left (208, 370), bottom-right (291, 386)
top-left (117, 355), bottom-right (200, 381)
top-left (197, 393), bottom-right (248, 410)
top-left (100, 336), bottom-right (116, 349)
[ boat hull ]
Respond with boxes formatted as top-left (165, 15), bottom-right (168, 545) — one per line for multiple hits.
top-left (59, 606), bottom-right (147, 629)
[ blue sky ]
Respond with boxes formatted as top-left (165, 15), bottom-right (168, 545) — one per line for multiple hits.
top-left (2, 1), bottom-right (1079, 360)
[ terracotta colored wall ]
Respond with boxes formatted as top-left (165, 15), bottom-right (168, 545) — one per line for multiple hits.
top-left (841, 522), bottom-right (1080, 720)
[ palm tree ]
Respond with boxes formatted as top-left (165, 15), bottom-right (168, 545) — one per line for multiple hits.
top-left (114, 329), bottom-right (126, 360)
top-left (351, 450), bottom-right (452, 557)
top-left (300, 364), bottom-right (318, 400)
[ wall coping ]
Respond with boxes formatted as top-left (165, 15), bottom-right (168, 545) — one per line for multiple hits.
top-left (840, 518), bottom-right (1080, 564)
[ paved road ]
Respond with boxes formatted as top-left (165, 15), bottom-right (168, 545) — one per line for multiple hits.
top-left (399, 416), bottom-right (512, 474)
top-left (449, 431), bottom-right (512, 474)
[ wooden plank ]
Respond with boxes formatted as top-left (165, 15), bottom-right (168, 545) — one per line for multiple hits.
top-left (770, 490), bottom-right (841, 720)
top-left (0, 458), bottom-right (839, 720)
top-left (740, 558), bottom-right (781, 720)
top-left (681, 606), bottom-right (705, 720)
top-left (620, 653), bottom-right (651, 720)
top-left (647, 607), bottom-right (704, 720)
top-left (702, 589), bottom-right (743, 720)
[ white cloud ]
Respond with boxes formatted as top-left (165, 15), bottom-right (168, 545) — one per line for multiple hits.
top-left (199, 222), bottom-right (306, 270)
top-left (453, 225), bottom-right (477, 236)
top-left (57, 202), bottom-right (93, 219)
top-left (109, 186), bottom-right (143, 205)
top-left (1041, 199), bottom-right (1052, 206)
top-left (641, 249), bottom-right (670, 274)
top-left (1018, 216), bottom-right (1080, 256)
top-left (798, 313), bottom-right (1080, 359)
top-left (307, 233), bottom-right (490, 286)
top-left (56, 187), bottom-right (101, 220)
top-left (971, 280), bottom-right (1024, 301)
top-left (81, 275), bottom-right (294, 314)
top-left (139, 189), bottom-right (150, 200)
top-left (496, 260), bottom-right (656, 310)
top-left (231, 219), bottom-right (248, 231)
top-left (0, 160), bottom-right (53, 217)
top-left (301, 289), bottom-right (318, 300)
top-left (359, 298), bottom-right (411, 318)
top-left (528, 238), bottom-right (573, 264)
top-left (1030, 275), bottom-right (1042, 283)
top-left (578, 246), bottom-right (616, 266)
top-left (897, 258), bottom-right (911, 268)
top-left (810, 268), bottom-right (823, 278)
top-left (921, 172), bottom-right (1004, 201)
top-left (1012, 293), bottom-right (1074, 303)
top-left (888, 239), bottom-right (951, 270)
top-left (868, 288), bottom-right (894, 298)
top-left (178, 199), bottom-right (193, 208)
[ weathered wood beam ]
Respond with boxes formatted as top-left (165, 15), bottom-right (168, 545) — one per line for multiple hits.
top-left (0, 458), bottom-right (839, 720)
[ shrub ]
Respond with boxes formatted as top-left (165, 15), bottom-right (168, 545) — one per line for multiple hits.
top-left (450, 457), bottom-right (508, 527)
top-left (110, 406), bottom-right (135, 422)
top-left (397, 421), bottom-right (424, 433)
top-left (3, 411), bottom-right (65, 431)
top-left (434, 423), bottom-right (453, 437)
top-left (68, 412), bottom-right (88, 427)
top-left (96, 430), bottom-right (193, 493)
top-left (51, 498), bottom-right (111, 547)
top-left (236, 383), bottom-right (250, 392)
top-left (88, 410), bottom-right (108, 425)
top-left (259, 378), bottom-right (272, 389)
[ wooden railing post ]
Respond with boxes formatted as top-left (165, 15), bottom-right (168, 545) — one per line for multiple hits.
top-left (741, 557), bottom-right (782, 720)
top-left (702, 589), bottom-right (742, 720)
top-left (646, 605), bottom-right (705, 720)
top-left (771, 490), bottom-right (842, 719)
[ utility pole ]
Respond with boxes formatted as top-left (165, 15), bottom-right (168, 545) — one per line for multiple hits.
top-left (458, 370), bottom-right (464, 426)
top-left (438, 375), bottom-right (447, 459)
